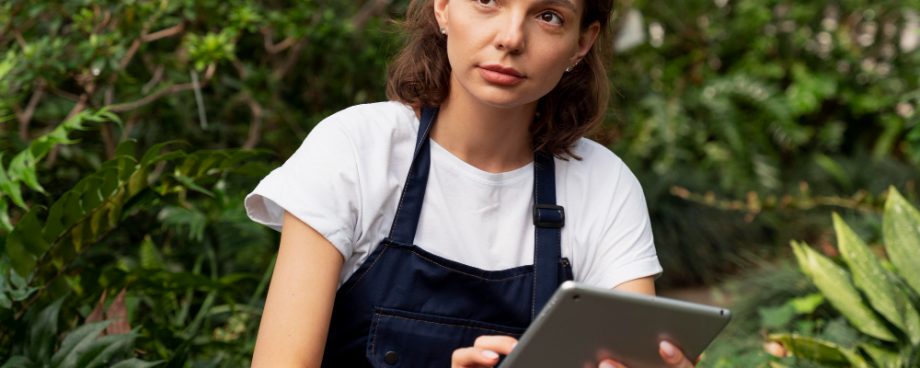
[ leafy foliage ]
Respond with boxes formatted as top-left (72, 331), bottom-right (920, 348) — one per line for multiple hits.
top-left (609, 0), bottom-right (920, 286)
top-left (771, 187), bottom-right (920, 367)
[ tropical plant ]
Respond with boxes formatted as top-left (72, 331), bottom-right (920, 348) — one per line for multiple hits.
top-left (0, 109), bottom-right (271, 364)
top-left (769, 187), bottom-right (920, 367)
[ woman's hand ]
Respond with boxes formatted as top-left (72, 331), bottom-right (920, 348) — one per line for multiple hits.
top-left (451, 336), bottom-right (695, 368)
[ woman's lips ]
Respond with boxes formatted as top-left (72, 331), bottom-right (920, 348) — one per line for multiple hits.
top-left (478, 65), bottom-right (525, 86)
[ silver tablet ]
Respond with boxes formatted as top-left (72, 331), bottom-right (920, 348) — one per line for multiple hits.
top-left (499, 281), bottom-right (731, 368)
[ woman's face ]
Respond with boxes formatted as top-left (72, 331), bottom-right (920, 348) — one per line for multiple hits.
top-left (434, 0), bottom-right (600, 109)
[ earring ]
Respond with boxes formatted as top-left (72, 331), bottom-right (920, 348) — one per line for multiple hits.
top-left (565, 61), bottom-right (579, 72)
top-left (440, 27), bottom-right (447, 35)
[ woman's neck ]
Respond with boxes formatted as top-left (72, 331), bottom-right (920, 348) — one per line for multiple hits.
top-left (430, 87), bottom-right (536, 174)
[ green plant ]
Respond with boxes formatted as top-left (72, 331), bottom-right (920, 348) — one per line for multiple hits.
top-left (769, 187), bottom-right (920, 367)
top-left (1, 116), bottom-right (271, 364)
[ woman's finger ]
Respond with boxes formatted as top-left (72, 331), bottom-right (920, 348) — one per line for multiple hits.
top-left (598, 358), bottom-right (627, 368)
top-left (659, 341), bottom-right (694, 368)
top-left (473, 335), bottom-right (518, 355)
top-left (451, 346), bottom-right (501, 368)
top-left (450, 335), bottom-right (518, 368)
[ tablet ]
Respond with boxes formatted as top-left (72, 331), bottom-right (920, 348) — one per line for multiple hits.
top-left (499, 281), bottom-right (731, 368)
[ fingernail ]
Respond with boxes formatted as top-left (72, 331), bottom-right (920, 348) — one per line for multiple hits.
top-left (482, 350), bottom-right (499, 359)
top-left (599, 362), bottom-right (615, 368)
top-left (660, 341), bottom-right (676, 358)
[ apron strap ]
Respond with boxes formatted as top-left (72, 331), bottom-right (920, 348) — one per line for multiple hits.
top-left (387, 106), bottom-right (438, 244)
top-left (531, 151), bottom-right (565, 320)
top-left (387, 106), bottom-right (565, 319)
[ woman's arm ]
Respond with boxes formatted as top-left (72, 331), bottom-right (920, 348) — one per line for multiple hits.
top-left (251, 211), bottom-right (344, 367)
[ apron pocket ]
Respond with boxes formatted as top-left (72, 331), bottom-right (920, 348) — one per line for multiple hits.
top-left (367, 307), bottom-right (525, 367)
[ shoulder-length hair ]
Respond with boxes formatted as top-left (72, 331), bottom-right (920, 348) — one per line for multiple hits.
top-left (386, 0), bottom-right (614, 159)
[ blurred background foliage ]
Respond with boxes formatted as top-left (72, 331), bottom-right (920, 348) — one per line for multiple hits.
top-left (0, 0), bottom-right (919, 366)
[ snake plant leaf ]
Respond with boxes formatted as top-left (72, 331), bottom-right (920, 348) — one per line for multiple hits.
top-left (768, 333), bottom-right (868, 367)
top-left (790, 241), bottom-right (896, 342)
top-left (883, 187), bottom-right (920, 297)
top-left (834, 213), bottom-right (920, 344)
top-left (859, 344), bottom-right (901, 368)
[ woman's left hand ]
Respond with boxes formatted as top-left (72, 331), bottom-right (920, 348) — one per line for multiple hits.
top-left (597, 340), bottom-right (695, 368)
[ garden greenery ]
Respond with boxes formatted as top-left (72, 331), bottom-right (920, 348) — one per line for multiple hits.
top-left (0, 0), bottom-right (919, 365)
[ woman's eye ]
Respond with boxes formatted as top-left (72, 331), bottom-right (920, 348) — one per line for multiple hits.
top-left (538, 11), bottom-right (564, 25)
top-left (476, 0), bottom-right (497, 7)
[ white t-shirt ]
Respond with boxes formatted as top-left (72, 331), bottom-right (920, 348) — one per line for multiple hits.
top-left (245, 101), bottom-right (662, 289)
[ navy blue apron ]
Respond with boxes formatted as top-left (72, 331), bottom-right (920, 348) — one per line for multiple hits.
top-left (322, 106), bottom-right (573, 367)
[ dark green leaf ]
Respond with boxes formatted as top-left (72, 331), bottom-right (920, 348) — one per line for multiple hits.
top-left (76, 332), bottom-right (136, 368)
top-left (50, 321), bottom-right (111, 368)
top-left (108, 358), bottom-right (163, 368)
top-left (28, 297), bottom-right (66, 363)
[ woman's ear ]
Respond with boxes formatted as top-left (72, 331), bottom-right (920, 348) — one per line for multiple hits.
top-left (434, 0), bottom-right (450, 31)
top-left (572, 21), bottom-right (601, 64)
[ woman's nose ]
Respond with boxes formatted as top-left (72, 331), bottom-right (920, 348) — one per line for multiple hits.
top-left (494, 14), bottom-right (527, 53)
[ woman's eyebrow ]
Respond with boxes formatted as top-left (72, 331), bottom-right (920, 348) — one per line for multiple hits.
top-left (534, 0), bottom-right (577, 12)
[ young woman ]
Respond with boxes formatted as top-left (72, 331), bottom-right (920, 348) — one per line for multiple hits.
top-left (245, 0), bottom-right (695, 366)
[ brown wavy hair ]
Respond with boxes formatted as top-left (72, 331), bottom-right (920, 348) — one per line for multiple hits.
top-left (386, 0), bottom-right (614, 158)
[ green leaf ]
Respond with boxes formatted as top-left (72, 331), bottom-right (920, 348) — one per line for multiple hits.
top-left (108, 358), bottom-right (163, 368)
top-left (114, 140), bottom-right (137, 158)
top-left (768, 333), bottom-right (868, 367)
top-left (790, 241), bottom-right (896, 342)
top-left (171, 174), bottom-right (214, 197)
top-left (139, 236), bottom-right (163, 270)
top-left (0, 156), bottom-right (27, 209)
top-left (50, 321), bottom-right (111, 368)
top-left (139, 141), bottom-right (186, 167)
top-left (0, 198), bottom-right (12, 233)
top-left (29, 297), bottom-right (66, 363)
top-left (6, 210), bottom-right (48, 276)
top-left (760, 304), bottom-right (796, 329)
top-left (859, 344), bottom-right (901, 368)
top-left (76, 332), bottom-right (136, 368)
top-left (883, 187), bottom-right (920, 296)
top-left (1, 356), bottom-right (32, 368)
top-left (127, 167), bottom-right (148, 197)
top-left (834, 213), bottom-right (920, 344)
top-left (8, 151), bottom-right (45, 194)
top-left (789, 293), bottom-right (825, 315)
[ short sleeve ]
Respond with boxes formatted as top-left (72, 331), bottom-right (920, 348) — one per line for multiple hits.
top-left (576, 153), bottom-right (662, 289)
top-left (244, 117), bottom-right (361, 260)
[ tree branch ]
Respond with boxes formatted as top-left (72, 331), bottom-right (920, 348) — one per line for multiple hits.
top-left (15, 79), bottom-right (46, 141)
top-left (141, 23), bottom-right (185, 43)
top-left (351, 0), bottom-right (393, 31)
top-left (272, 39), bottom-right (307, 80)
top-left (241, 92), bottom-right (264, 149)
top-left (261, 27), bottom-right (297, 54)
top-left (107, 63), bottom-right (215, 113)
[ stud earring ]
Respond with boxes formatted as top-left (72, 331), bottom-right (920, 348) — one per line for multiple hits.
top-left (565, 66), bottom-right (573, 72)
top-left (440, 27), bottom-right (447, 35)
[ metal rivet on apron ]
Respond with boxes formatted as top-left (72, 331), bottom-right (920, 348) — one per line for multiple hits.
top-left (384, 350), bottom-right (399, 365)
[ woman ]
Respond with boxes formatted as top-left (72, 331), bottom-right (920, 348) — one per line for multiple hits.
top-left (245, 0), bottom-right (694, 366)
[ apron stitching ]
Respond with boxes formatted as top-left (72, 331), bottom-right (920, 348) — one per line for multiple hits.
top-left (341, 244), bottom-right (392, 296)
top-left (407, 250), bottom-right (530, 281)
top-left (376, 313), bottom-right (525, 335)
